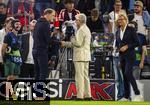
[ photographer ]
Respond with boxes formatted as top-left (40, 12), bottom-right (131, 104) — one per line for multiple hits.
top-left (1, 19), bottom-right (22, 80)
top-left (61, 13), bottom-right (91, 100)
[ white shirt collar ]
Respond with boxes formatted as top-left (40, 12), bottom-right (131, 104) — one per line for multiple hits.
top-left (120, 24), bottom-right (127, 40)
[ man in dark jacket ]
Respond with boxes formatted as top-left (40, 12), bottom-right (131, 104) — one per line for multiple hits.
top-left (32, 8), bottom-right (55, 80)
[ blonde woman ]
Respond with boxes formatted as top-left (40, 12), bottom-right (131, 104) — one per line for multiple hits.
top-left (116, 13), bottom-right (143, 101)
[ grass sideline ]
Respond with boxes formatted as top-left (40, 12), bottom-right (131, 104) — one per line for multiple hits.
top-left (0, 101), bottom-right (150, 105)
top-left (50, 101), bottom-right (150, 105)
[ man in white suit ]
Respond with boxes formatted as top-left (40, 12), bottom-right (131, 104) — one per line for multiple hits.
top-left (61, 13), bottom-right (92, 100)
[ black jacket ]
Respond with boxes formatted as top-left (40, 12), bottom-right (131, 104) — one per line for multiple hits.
top-left (33, 18), bottom-right (51, 51)
top-left (0, 14), bottom-right (7, 30)
top-left (20, 32), bottom-right (30, 62)
top-left (119, 26), bottom-right (139, 59)
top-left (87, 17), bottom-right (104, 33)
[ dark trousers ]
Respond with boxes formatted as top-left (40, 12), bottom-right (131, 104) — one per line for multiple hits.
top-left (33, 50), bottom-right (48, 80)
top-left (94, 56), bottom-right (102, 78)
top-left (120, 56), bottom-right (140, 99)
top-left (20, 63), bottom-right (34, 78)
top-left (0, 63), bottom-right (4, 77)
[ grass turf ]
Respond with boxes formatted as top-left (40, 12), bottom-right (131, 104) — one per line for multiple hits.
top-left (50, 101), bottom-right (150, 105)
top-left (0, 101), bottom-right (150, 105)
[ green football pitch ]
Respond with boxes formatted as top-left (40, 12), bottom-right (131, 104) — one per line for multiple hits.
top-left (0, 101), bottom-right (150, 105)
top-left (50, 101), bottom-right (150, 105)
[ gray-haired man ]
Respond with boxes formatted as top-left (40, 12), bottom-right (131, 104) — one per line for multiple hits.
top-left (61, 13), bottom-right (92, 100)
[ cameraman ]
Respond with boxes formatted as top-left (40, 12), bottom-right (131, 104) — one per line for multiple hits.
top-left (61, 14), bottom-right (91, 100)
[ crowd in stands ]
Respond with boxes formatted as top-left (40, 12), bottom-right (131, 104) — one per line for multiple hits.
top-left (0, 0), bottom-right (149, 31)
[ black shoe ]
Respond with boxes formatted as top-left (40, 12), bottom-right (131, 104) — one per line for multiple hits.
top-left (84, 97), bottom-right (92, 101)
top-left (117, 97), bottom-right (124, 101)
top-left (76, 98), bottom-right (84, 101)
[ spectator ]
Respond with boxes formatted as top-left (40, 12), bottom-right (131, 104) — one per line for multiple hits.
top-left (87, 8), bottom-right (104, 79)
top-left (59, 0), bottom-right (80, 24)
top-left (77, 0), bottom-right (95, 17)
top-left (131, 1), bottom-right (149, 79)
top-left (109, 0), bottom-right (126, 34)
top-left (100, 0), bottom-right (114, 15)
top-left (132, 0), bottom-right (150, 41)
top-left (87, 8), bottom-right (104, 33)
top-left (133, 29), bottom-right (147, 79)
top-left (92, 35), bottom-right (101, 47)
top-left (128, 1), bottom-right (150, 41)
top-left (0, 17), bottom-right (14, 77)
top-left (13, 0), bottom-right (34, 33)
top-left (0, 3), bottom-right (7, 30)
top-left (34, 0), bottom-right (55, 20)
top-left (1, 19), bottom-right (22, 80)
top-left (120, 0), bottom-right (130, 11)
top-left (28, 0), bottom-right (35, 20)
top-left (54, 0), bottom-right (65, 13)
top-left (20, 20), bottom-right (37, 78)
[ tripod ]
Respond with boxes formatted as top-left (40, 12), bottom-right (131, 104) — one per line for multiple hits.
top-left (49, 47), bottom-right (74, 78)
top-left (49, 47), bottom-right (67, 78)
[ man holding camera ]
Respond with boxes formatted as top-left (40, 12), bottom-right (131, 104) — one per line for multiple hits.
top-left (61, 13), bottom-right (91, 100)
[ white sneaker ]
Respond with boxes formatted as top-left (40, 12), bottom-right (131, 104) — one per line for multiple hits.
top-left (133, 95), bottom-right (144, 102)
top-left (118, 98), bottom-right (130, 101)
